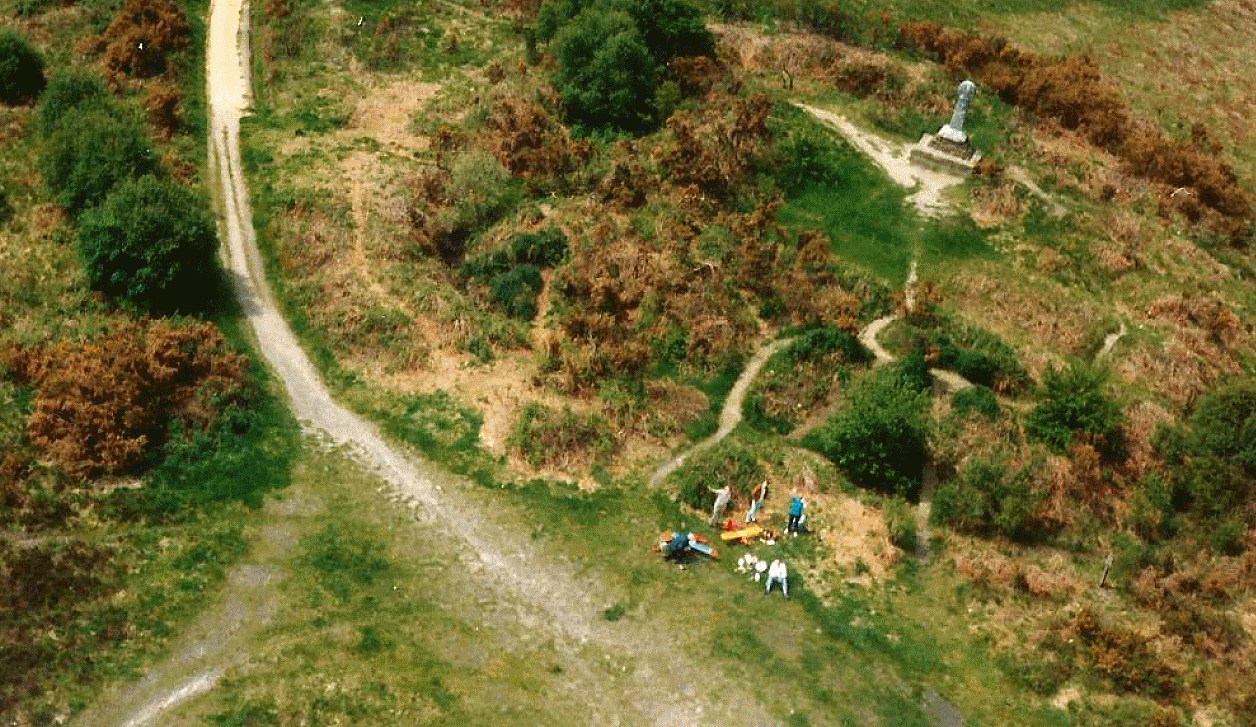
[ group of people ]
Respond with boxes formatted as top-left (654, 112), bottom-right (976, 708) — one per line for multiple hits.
top-left (711, 481), bottom-right (806, 535)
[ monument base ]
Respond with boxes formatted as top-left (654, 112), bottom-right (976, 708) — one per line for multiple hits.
top-left (908, 132), bottom-right (982, 177)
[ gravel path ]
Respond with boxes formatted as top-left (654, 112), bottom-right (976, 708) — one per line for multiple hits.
top-left (648, 337), bottom-right (794, 486)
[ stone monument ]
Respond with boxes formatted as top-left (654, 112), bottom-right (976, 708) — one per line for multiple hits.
top-left (909, 80), bottom-right (983, 176)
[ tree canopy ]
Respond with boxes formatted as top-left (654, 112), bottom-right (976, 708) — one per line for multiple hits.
top-left (0, 30), bottom-right (46, 105)
top-left (75, 175), bottom-right (219, 313)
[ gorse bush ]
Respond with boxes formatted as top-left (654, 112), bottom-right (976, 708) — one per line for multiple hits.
top-left (784, 327), bottom-right (870, 366)
top-left (951, 385), bottom-right (999, 420)
top-left (0, 30), bottom-right (46, 105)
top-left (803, 366), bottom-right (930, 499)
top-left (76, 175), bottom-right (219, 314)
top-left (511, 226), bottom-right (569, 267)
top-left (35, 70), bottom-right (117, 137)
top-left (39, 108), bottom-right (160, 217)
top-left (670, 438), bottom-right (763, 511)
top-left (1025, 362), bottom-right (1123, 454)
top-left (489, 264), bottom-right (544, 320)
top-left (1156, 378), bottom-right (1256, 548)
top-left (931, 453), bottom-right (1048, 541)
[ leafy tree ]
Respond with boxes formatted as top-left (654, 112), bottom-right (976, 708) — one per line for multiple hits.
top-left (626, 0), bottom-right (715, 63)
top-left (0, 30), bottom-right (46, 105)
top-left (552, 5), bottom-right (659, 133)
top-left (35, 69), bottom-right (116, 136)
top-left (75, 175), bottom-right (218, 313)
top-left (803, 366), bottom-right (930, 498)
top-left (40, 108), bottom-right (160, 216)
top-left (1025, 362), bottom-right (1123, 453)
top-left (1157, 379), bottom-right (1256, 549)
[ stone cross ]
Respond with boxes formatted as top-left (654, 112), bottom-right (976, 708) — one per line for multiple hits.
top-left (938, 80), bottom-right (977, 144)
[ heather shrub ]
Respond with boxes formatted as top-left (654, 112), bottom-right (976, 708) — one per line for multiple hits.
top-left (508, 403), bottom-right (617, 469)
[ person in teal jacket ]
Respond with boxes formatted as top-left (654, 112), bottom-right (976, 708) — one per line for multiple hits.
top-left (787, 493), bottom-right (805, 535)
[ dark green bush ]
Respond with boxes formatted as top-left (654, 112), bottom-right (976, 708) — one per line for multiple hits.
top-left (1025, 362), bottom-right (1123, 454)
top-left (75, 175), bottom-right (218, 313)
top-left (1156, 378), bottom-right (1256, 543)
top-left (784, 326), bottom-right (870, 366)
top-left (670, 438), bottom-right (763, 511)
top-left (927, 323), bottom-right (1029, 394)
top-left (552, 5), bottom-right (659, 133)
top-left (461, 249), bottom-right (513, 281)
top-left (510, 226), bottom-right (569, 267)
top-left (951, 385), bottom-right (999, 420)
top-left (894, 351), bottom-right (933, 394)
top-left (803, 367), bottom-right (929, 498)
top-left (626, 0), bottom-right (715, 63)
top-left (931, 454), bottom-right (1047, 541)
top-left (35, 70), bottom-right (116, 137)
top-left (0, 30), bottom-right (46, 106)
top-left (40, 108), bottom-right (161, 217)
top-left (489, 264), bottom-right (543, 320)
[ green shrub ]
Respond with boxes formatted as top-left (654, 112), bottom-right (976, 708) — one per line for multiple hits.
top-left (803, 367), bottom-right (929, 498)
top-left (40, 108), bottom-right (160, 217)
top-left (510, 226), bottom-right (569, 267)
top-left (552, 5), bottom-right (659, 134)
top-left (670, 438), bottom-right (763, 511)
top-left (931, 454), bottom-right (1047, 541)
top-left (927, 323), bottom-right (1029, 394)
top-left (75, 175), bottom-right (218, 313)
top-left (784, 326), bottom-right (870, 366)
top-left (1025, 362), bottom-right (1123, 454)
top-left (951, 385), bottom-right (999, 420)
top-left (882, 496), bottom-right (917, 552)
top-left (35, 70), bottom-right (116, 137)
top-left (894, 351), bottom-right (933, 394)
top-left (488, 264), bottom-right (544, 320)
top-left (626, 0), bottom-right (715, 63)
top-left (0, 30), bottom-right (46, 106)
top-left (1157, 378), bottom-right (1256, 541)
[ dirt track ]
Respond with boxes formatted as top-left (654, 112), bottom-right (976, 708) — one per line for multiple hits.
top-left (67, 0), bottom-right (781, 724)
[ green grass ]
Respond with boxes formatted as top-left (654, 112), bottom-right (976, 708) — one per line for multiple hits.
top-left (770, 105), bottom-right (993, 285)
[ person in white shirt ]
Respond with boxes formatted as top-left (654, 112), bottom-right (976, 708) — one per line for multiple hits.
top-left (765, 559), bottom-right (788, 597)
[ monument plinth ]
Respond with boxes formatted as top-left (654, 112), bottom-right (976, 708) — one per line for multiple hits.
top-left (909, 80), bottom-right (982, 176)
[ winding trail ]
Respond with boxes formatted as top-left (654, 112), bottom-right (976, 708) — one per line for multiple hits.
top-left (649, 337), bottom-right (794, 486)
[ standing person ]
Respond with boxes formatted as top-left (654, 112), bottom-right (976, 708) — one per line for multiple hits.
top-left (765, 559), bottom-right (789, 597)
top-left (711, 485), bottom-right (731, 527)
top-left (745, 480), bottom-right (768, 523)
top-left (787, 492), bottom-right (805, 535)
